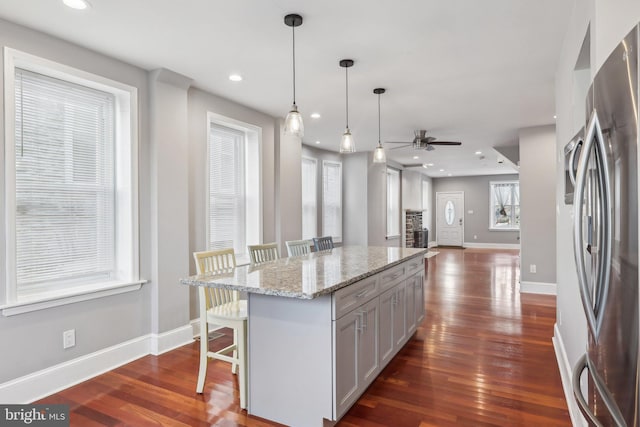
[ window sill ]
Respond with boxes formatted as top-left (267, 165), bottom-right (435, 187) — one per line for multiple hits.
top-left (1, 280), bottom-right (148, 316)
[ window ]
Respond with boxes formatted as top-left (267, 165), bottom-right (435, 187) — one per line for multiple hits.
top-left (4, 49), bottom-right (139, 306)
top-left (207, 114), bottom-right (261, 261)
top-left (322, 160), bottom-right (342, 242)
top-left (490, 181), bottom-right (520, 230)
top-left (301, 157), bottom-right (317, 239)
top-left (386, 168), bottom-right (400, 237)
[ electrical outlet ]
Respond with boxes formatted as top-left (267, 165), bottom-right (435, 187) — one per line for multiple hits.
top-left (529, 264), bottom-right (537, 274)
top-left (63, 329), bottom-right (76, 349)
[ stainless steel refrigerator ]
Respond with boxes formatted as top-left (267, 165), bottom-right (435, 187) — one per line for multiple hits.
top-left (571, 25), bottom-right (639, 426)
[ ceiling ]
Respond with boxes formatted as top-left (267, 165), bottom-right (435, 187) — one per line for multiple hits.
top-left (0, 0), bottom-right (573, 177)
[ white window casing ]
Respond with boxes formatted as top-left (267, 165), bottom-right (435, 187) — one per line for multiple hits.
top-left (322, 160), bottom-right (342, 243)
top-left (301, 157), bottom-right (317, 240)
top-left (206, 112), bottom-right (261, 263)
top-left (2, 48), bottom-right (141, 315)
top-left (489, 180), bottom-right (520, 230)
top-left (386, 168), bottom-right (400, 238)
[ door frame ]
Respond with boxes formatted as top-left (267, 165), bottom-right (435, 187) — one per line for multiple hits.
top-left (435, 191), bottom-right (465, 247)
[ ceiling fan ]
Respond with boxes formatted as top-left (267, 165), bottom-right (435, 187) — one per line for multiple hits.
top-left (386, 130), bottom-right (462, 151)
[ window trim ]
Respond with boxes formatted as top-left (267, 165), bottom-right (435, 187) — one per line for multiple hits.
top-left (3, 47), bottom-right (140, 312)
top-left (205, 112), bottom-right (263, 263)
top-left (321, 160), bottom-right (342, 243)
top-left (489, 180), bottom-right (520, 231)
top-left (386, 167), bottom-right (401, 239)
top-left (301, 156), bottom-right (318, 240)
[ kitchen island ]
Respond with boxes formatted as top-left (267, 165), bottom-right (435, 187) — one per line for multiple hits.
top-left (181, 246), bottom-right (427, 427)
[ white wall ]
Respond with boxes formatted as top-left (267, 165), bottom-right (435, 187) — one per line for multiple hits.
top-left (343, 152), bottom-right (369, 246)
top-left (519, 125), bottom-right (557, 286)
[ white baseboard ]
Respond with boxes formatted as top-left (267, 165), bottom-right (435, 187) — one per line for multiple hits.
top-left (553, 324), bottom-right (587, 427)
top-left (428, 240), bottom-right (438, 248)
top-left (149, 324), bottom-right (194, 356)
top-left (0, 324), bottom-right (194, 404)
top-left (520, 281), bottom-right (557, 295)
top-left (462, 242), bottom-right (521, 249)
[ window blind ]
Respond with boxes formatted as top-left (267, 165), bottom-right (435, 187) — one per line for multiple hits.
top-left (301, 157), bottom-right (317, 239)
top-left (386, 168), bottom-right (400, 236)
top-left (14, 68), bottom-right (116, 291)
top-left (322, 161), bottom-right (342, 242)
top-left (208, 123), bottom-right (246, 255)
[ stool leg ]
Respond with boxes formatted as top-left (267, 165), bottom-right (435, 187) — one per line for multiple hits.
top-left (196, 291), bottom-right (208, 394)
top-left (237, 321), bottom-right (248, 409)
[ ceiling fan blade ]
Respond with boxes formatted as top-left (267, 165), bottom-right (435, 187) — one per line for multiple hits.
top-left (388, 144), bottom-right (411, 150)
top-left (428, 141), bottom-right (462, 145)
top-left (385, 141), bottom-right (413, 144)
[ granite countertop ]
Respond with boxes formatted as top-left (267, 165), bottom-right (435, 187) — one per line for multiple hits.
top-left (180, 246), bottom-right (427, 299)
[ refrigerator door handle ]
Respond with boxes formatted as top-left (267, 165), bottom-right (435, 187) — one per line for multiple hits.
top-left (568, 138), bottom-right (582, 186)
top-left (573, 109), bottom-right (611, 337)
top-left (572, 354), bottom-right (627, 427)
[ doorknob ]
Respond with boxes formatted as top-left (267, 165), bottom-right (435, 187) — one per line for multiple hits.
top-left (459, 218), bottom-right (462, 225)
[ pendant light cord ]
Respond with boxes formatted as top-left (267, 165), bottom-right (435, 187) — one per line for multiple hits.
top-left (378, 92), bottom-right (381, 144)
top-left (292, 24), bottom-right (296, 105)
top-left (345, 66), bottom-right (349, 128)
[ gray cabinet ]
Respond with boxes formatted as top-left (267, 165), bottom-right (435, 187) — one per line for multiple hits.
top-left (334, 297), bottom-right (380, 419)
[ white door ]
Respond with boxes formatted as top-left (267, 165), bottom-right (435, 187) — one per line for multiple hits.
top-left (436, 191), bottom-right (464, 246)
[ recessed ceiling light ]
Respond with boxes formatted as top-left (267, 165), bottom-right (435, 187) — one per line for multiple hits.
top-left (413, 156), bottom-right (419, 160)
top-left (310, 113), bottom-right (321, 119)
top-left (475, 151), bottom-right (482, 155)
top-left (439, 169), bottom-right (445, 172)
top-left (422, 164), bottom-right (428, 168)
top-left (315, 140), bottom-right (320, 144)
top-left (229, 74), bottom-right (243, 82)
top-left (554, 115), bottom-right (557, 119)
top-left (427, 163), bottom-right (434, 167)
top-left (63, 0), bottom-right (90, 10)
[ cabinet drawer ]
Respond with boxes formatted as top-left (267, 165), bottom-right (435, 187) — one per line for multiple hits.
top-left (405, 256), bottom-right (424, 277)
top-left (332, 275), bottom-right (379, 320)
top-left (378, 263), bottom-right (405, 292)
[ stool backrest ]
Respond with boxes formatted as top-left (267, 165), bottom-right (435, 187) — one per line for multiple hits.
top-left (285, 239), bottom-right (312, 256)
top-left (193, 248), bottom-right (237, 308)
top-left (248, 242), bottom-right (280, 265)
top-left (312, 236), bottom-right (334, 251)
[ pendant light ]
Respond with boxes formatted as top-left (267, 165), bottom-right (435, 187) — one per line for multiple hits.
top-left (372, 88), bottom-right (386, 163)
top-left (339, 59), bottom-right (356, 153)
top-left (284, 14), bottom-right (304, 137)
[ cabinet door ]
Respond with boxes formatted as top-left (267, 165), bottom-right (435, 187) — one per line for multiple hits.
top-left (379, 287), bottom-right (395, 366)
top-left (393, 282), bottom-right (407, 348)
top-left (359, 298), bottom-right (380, 387)
top-left (334, 311), bottom-right (359, 418)
top-left (406, 275), bottom-right (417, 335)
top-left (414, 271), bottom-right (425, 325)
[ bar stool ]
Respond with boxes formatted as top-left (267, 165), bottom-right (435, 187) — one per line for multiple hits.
top-left (248, 242), bottom-right (280, 264)
top-left (193, 248), bottom-right (247, 409)
top-left (285, 239), bottom-right (312, 256)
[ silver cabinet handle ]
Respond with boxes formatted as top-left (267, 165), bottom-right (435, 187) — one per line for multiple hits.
top-left (572, 353), bottom-right (626, 427)
top-left (355, 289), bottom-right (368, 299)
top-left (573, 109), bottom-right (611, 337)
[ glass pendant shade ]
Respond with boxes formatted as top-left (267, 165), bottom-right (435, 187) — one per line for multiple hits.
top-left (284, 104), bottom-right (304, 137)
top-left (340, 128), bottom-right (356, 153)
top-left (373, 143), bottom-right (386, 163)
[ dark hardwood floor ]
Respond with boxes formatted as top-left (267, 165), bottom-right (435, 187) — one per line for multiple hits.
top-left (37, 248), bottom-right (570, 426)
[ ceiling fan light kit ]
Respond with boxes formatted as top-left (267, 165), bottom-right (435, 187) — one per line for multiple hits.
top-left (339, 59), bottom-right (356, 153)
top-left (283, 13), bottom-right (304, 138)
top-left (372, 88), bottom-right (386, 163)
